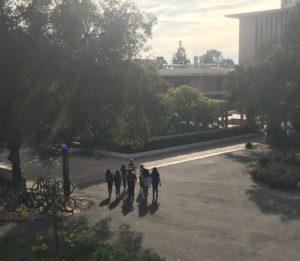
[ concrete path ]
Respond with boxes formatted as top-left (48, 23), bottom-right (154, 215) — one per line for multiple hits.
top-left (76, 147), bottom-right (300, 261)
top-left (2, 137), bottom-right (300, 260)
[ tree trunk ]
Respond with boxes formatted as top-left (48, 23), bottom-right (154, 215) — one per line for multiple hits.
top-left (267, 119), bottom-right (284, 146)
top-left (7, 141), bottom-right (22, 189)
top-left (224, 111), bottom-right (228, 128)
top-left (240, 112), bottom-right (244, 125)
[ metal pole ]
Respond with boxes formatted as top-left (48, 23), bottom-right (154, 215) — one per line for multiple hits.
top-left (61, 145), bottom-right (70, 197)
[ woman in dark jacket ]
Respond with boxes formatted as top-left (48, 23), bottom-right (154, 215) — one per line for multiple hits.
top-left (151, 167), bottom-right (161, 201)
top-left (105, 169), bottom-right (114, 197)
top-left (120, 165), bottom-right (127, 191)
top-left (114, 170), bottom-right (121, 198)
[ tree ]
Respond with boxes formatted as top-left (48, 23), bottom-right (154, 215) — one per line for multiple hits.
top-left (224, 65), bottom-right (259, 125)
top-left (165, 85), bottom-right (218, 133)
top-left (225, 46), bottom-right (298, 144)
top-left (102, 61), bottom-right (168, 148)
top-left (201, 49), bottom-right (223, 66)
top-left (0, 0), bottom-right (157, 186)
top-left (172, 40), bottom-right (190, 65)
top-left (220, 59), bottom-right (235, 68)
top-left (156, 56), bottom-right (168, 69)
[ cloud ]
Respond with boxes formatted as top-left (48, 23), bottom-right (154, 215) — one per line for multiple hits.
top-left (134, 0), bottom-right (280, 63)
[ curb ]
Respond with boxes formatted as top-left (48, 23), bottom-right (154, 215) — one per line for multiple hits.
top-left (110, 132), bottom-right (262, 159)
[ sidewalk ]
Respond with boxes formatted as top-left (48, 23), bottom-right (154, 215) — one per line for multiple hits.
top-left (1, 134), bottom-right (262, 187)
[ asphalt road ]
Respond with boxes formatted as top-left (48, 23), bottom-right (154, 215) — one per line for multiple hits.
top-left (1, 140), bottom-right (300, 260)
top-left (77, 148), bottom-right (300, 261)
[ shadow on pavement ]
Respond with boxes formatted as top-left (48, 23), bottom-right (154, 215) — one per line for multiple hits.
top-left (75, 178), bottom-right (105, 190)
top-left (121, 197), bottom-right (134, 216)
top-left (246, 184), bottom-right (300, 223)
top-left (99, 197), bottom-right (110, 207)
top-left (109, 192), bottom-right (126, 210)
top-left (115, 223), bottom-right (143, 252)
top-left (224, 150), bottom-right (263, 164)
top-left (148, 200), bottom-right (160, 215)
top-left (138, 200), bottom-right (148, 217)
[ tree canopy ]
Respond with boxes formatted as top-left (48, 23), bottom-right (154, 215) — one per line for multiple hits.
top-left (200, 49), bottom-right (234, 68)
top-left (0, 0), bottom-right (160, 185)
top-left (165, 85), bottom-right (218, 133)
top-left (225, 7), bottom-right (300, 145)
top-left (171, 40), bottom-right (190, 65)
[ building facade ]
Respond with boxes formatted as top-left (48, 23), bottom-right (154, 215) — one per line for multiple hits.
top-left (282, 0), bottom-right (300, 8)
top-left (158, 65), bottom-right (232, 100)
top-left (227, 1), bottom-right (298, 64)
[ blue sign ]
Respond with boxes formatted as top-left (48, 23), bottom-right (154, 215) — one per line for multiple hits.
top-left (62, 144), bottom-right (69, 151)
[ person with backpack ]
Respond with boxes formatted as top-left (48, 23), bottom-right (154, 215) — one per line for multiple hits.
top-left (105, 169), bottom-right (114, 197)
top-left (151, 167), bottom-right (161, 201)
top-left (127, 169), bottom-right (137, 202)
top-left (114, 170), bottom-right (121, 198)
top-left (120, 165), bottom-right (127, 191)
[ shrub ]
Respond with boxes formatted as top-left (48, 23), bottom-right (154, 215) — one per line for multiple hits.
top-left (0, 232), bottom-right (165, 261)
top-left (245, 142), bottom-right (253, 149)
top-left (249, 155), bottom-right (300, 190)
top-left (113, 126), bottom-right (256, 153)
top-left (258, 157), bottom-right (270, 167)
top-left (282, 153), bottom-right (300, 166)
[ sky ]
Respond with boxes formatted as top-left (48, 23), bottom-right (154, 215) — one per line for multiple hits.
top-left (134, 0), bottom-right (281, 63)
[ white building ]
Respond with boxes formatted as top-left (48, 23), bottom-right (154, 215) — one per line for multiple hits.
top-left (227, 1), bottom-right (298, 64)
top-left (282, 0), bottom-right (300, 8)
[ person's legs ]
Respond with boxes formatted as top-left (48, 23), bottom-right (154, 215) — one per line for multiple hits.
top-left (108, 183), bottom-right (113, 197)
top-left (132, 184), bottom-right (135, 200)
top-left (155, 185), bottom-right (158, 199)
top-left (152, 185), bottom-right (158, 200)
top-left (128, 185), bottom-right (132, 200)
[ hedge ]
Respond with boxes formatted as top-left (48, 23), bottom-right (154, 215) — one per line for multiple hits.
top-left (112, 126), bottom-right (256, 153)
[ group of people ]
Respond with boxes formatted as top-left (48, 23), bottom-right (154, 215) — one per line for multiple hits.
top-left (105, 159), bottom-right (161, 202)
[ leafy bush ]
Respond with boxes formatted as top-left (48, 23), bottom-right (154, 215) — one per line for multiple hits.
top-left (245, 142), bottom-right (253, 149)
top-left (0, 231), bottom-right (164, 261)
top-left (249, 153), bottom-right (300, 190)
top-left (258, 156), bottom-right (270, 167)
top-left (113, 126), bottom-right (255, 153)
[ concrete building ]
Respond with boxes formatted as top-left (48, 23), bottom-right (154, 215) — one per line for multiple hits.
top-left (158, 65), bottom-right (232, 100)
top-left (227, 0), bottom-right (298, 64)
top-left (282, 0), bottom-right (300, 8)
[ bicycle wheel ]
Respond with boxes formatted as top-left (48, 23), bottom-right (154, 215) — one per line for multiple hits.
top-left (69, 183), bottom-right (75, 194)
top-left (64, 197), bottom-right (76, 213)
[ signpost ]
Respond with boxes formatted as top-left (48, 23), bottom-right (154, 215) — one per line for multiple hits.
top-left (61, 145), bottom-right (70, 197)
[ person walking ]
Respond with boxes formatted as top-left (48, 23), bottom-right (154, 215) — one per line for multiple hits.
top-left (105, 169), bottom-right (114, 197)
top-left (127, 169), bottom-right (137, 202)
top-left (128, 158), bottom-right (135, 171)
top-left (142, 168), bottom-right (151, 200)
top-left (139, 165), bottom-right (145, 195)
top-left (151, 167), bottom-right (161, 201)
top-left (114, 170), bottom-right (121, 198)
top-left (120, 165), bottom-right (127, 191)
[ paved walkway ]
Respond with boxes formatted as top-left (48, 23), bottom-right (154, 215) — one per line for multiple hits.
top-left (3, 137), bottom-right (300, 260)
top-left (75, 143), bottom-right (300, 261)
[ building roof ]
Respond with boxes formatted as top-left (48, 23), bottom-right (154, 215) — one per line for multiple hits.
top-left (226, 7), bottom-right (291, 19)
top-left (158, 67), bottom-right (232, 77)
